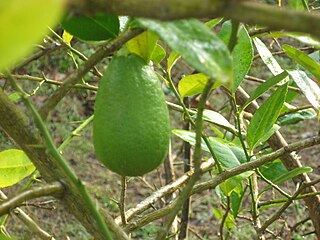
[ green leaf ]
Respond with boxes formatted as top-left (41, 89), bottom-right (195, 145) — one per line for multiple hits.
top-left (247, 84), bottom-right (288, 150)
top-left (259, 160), bottom-right (287, 180)
top-left (218, 21), bottom-right (253, 92)
top-left (178, 73), bottom-right (209, 98)
top-left (172, 130), bottom-right (245, 168)
top-left (202, 110), bottom-right (238, 134)
top-left (126, 31), bottom-right (158, 63)
top-left (287, 70), bottom-right (320, 109)
top-left (253, 37), bottom-right (283, 75)
top-left (0, 0), bottom-right (63, 71)
top-left (167, 51), bottom-right (181, 75)
top-left (283, 45), bottom-right (320, 81)
top-left (213, 208), bottom-right (236, 229)
top-left (219, 171), bottom-right (253, 196)
top-left (151, 44), bottom-right (166, 64)
top-left (139, 19), bottom-right (233, 87)
top-left (288, 0), bottom-right (309, 10)
top-left (205, 18), bottom-right (223, 29)
top-left (277, 108), bottom-right (316, 125)
top-left (261, 167), bottom-right (312, 193)
top-left (0, 149), bottom-right (36, 188)
top-left (61, 13), bottom-right (119, 41)
top-left (242, 71), bottom-right (288, 111)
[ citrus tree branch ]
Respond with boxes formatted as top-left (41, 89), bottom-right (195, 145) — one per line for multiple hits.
top-left (0, 182), bottom-right (64, 217)
top-left (38, 28), bottom-right (144, 120)
top-left (0, 88), bottom-right (128, 239)
top-left (123, 135), bottom-right (320, 232)
top-left (67, 0), bottom-right (320, 37)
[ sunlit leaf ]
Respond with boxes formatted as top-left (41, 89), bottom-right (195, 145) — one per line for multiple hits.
top-left (253, 37), bottom-right (283, 75)
top-left (0, 149), bottom-right (36, 188)
top-left (139, 19), bottom-right (233, 87)
top-left (287, 70), bottom-right (320, 109)
top-left (172, 130), bottom-right (245, 168)
top-left (126, 31), bottom-right (158, 63)
top-left (151, 44), bottom-right (166, 64)
top-left (283, 44), bottom-right (320, 81)
top-left (178, 73), bottom-right (209, 98)
top-left (0, 0), bottom-right (64, 71)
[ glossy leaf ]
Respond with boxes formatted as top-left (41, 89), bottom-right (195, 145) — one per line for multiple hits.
top-left (283, 44), bottom-right (320, 81)
top-left (0, 149), bottom-right (36, 188)
top-left (277, 108), bottom-right (316, 125)
top-left (242, 71), bottom-right (288, 111)
top-left (247, 84), bottom-right (288, 150)
top-left (218, 21), bottom-right (253, 92)
top-left (126, 31), bottom-right (158, 63)
top-left (287, 70), bottom-right (320, 109)
top-left (61, 13), bottom-right (119, 41)
top-left (151, 44), bottom-right (166, 64)
top-left (139, 19), bottom-right (233, 87)
top-left (178, 73), bottom-right (209, 98)
top-left (0, 0), bottom-right (63, 71)
top-left (172, 130), bottom-right (246, 168)
top-left (167, 51), bottom-right (181, 75)
top-left (202, 110), bottom-right (238, 134)
top-left (253, 37), bottom-right (283, 75)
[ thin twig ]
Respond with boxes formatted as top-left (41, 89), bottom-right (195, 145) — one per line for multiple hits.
top-left (38, 28), bottom-right (144, 120)
top-left (0, 190), bottom-right (56, 240)
top-left (219, 196), bottom-right (231, 240)
top-left (0, 182), bottom-right (64, 217)
top-left (258, 178), bottom-right (320, 235)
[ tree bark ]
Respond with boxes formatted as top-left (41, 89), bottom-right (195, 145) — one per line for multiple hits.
top-left (0, 90), bottom-right (127, 240)
top-left (67, 0), bottom-right (320, 37)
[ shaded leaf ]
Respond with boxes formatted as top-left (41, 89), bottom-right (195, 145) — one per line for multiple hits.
top-left (261, 167), bottom-right (312, 193)
top-left (259, 160), bottom-right (287, 180)
top-left (0, 0), bottom-right (63, 71)
top-left (219, 171), bottom-right (253, 196)
top-left (277, 108), bottom-right (316, 125)
top-left (0, 149), bottom-right (36, 188)
top-left (288, 0), bottom-right (309, 10)
top-left (61, 13), bottom-right (119, 41)
top-left (139, 19), bottom-right (233, 87)
top-left (247, 84), bottom-right (288, 150)
top-left (218, 21), bottom-right (253, 92)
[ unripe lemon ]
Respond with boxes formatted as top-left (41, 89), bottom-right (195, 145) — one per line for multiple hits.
top-left (93, 54), bottom-right (170, 176)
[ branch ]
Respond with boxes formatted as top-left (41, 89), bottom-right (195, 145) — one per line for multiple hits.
top-left (38, 28), bottom-right (144, 119)
top-left (67, 0), bottom-right (320, 37)
top-left (0, 182), bottom-right (64, 217)
top-left (0, 191), bottom-right (56, 240)
top-left (123, 135), bottom-right (320, 232)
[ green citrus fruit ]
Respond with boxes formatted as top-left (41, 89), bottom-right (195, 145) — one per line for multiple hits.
top-left (93, 54), bottom-right (170, 176)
